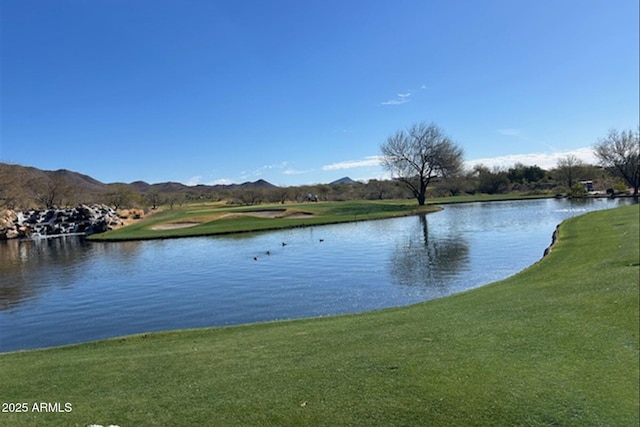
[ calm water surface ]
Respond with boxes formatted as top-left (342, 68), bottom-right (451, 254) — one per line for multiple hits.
top-left (0, 198), bottom-right (632, 352)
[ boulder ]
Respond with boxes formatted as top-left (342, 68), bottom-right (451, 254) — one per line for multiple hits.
top-left (5, 228), bottom-right (19, 239)
top-left (0, 204), bottom-right (137, 239)
top-left (0, 209), bottom-right (18, 240)
top-left (0, 209), bottom-right (17, 222)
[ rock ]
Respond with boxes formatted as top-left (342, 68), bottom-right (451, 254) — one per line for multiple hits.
top-left (0, 209), bottom-right (18, 240)
top-left (0, 204), bottom-right (134, 239)
top-left (0, 209), bottom-right (17, 222)
top-left (5, 228), bottom-right (19, 239)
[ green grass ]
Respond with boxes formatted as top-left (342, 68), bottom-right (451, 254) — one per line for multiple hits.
top-left (89, 195), bottom-right (552, 241)
top-left (1, 204), bottom-right (637, 426)
top-left (88, 200), bottom-right (439, 241)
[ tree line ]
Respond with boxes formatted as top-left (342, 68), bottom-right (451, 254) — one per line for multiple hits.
top-left (380, 122), bottom-right (639, 205)
top-left (1, 125), bottom-right (637, 211)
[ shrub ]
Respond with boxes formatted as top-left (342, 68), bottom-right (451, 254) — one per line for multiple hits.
top-left (569, 183), bottom-right (587, 198)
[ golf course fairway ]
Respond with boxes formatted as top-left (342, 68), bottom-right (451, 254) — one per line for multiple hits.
top-left (1, 204), bottom-right (638, 426)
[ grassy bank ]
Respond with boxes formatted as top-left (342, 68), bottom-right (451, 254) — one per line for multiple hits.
top-left (1, 204), bottom-right (637, 426)
top-left (89, 195), bottom-right (551, 241)
top-left (88, 200), bottom-right (440, 241)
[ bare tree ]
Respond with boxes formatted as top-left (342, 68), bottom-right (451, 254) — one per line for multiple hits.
top-left (0, 163), bottom-right (25, 209)
top-left (380, 122), bottom-right (464, 205)
top-left (31, 175), bottom-right (72, 208)
top-left (105, 184), bottom-right (138, 209)
top-left (594, 128), bottom-right (639, 196)
top-left (556, 154), bottom-right (584, 189)
top-left (145, 191), bottom-right (162, 209)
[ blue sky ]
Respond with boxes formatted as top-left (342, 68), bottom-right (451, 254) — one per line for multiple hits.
top-left (1, 0), bottom-right (638, 186)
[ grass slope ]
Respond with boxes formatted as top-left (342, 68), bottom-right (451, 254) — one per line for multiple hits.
top-left (88, 200), bottom-right (439, 241)
top-left (1, 205), bottom-right (638, 426)
top-left (89, 195), bottom-right (551, 242)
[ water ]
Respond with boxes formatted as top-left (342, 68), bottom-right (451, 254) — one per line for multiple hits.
top-left (0, 198), bottom-right (633, 352)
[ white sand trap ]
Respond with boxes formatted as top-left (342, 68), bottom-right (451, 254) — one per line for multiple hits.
top-left (220, 210), bottom-right (314, 219)
top-left (151, 210), bottom-right (314, 230)
top-left (151, 222), bottom-right (202, 230)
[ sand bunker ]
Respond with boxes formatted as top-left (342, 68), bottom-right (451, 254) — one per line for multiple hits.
top-left (220, 210), bottom-right (314, 219)
top-left (150, 210), bottom-right (314, 230)
top-left (151, 222), bottom-right (202, 230)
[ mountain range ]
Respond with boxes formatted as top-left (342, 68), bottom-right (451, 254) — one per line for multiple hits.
top-left (0, 162), bottom-right (278, 208)
top-left (1, 162), bottom-right (274, 189)
top-left (0, 162), bottom-right (357, 208)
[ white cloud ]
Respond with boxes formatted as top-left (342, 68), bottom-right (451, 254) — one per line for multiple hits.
top-left (354, 171), bottom-right (393, 182)
top-left (238, 161), bottom-right (291, 179)
top-left (283, 168), bottom-right (312, 175)
top-left (465, 147), bottom-right (598, 170)
top-left (381, 92), bottom-right (411, 105)
top-left (185, 175), bottom-right (203, 186)
top-left (322, 156), bottom-right (382, 171)
top-left (210, 178), bottom-right (233, 186)
top-left (260, 161), bottom-right (289, 170)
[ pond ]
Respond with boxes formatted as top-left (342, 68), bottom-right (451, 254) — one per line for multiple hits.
top-left (0, 198), bottom-right (633, 352)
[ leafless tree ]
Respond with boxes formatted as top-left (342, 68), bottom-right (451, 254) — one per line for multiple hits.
top-left (594, 128), bottom-right (639, 196)
top-left (105, 184), bottom-right (138, 209)
top-left (32, 175), bottom-right (72, 208)
top-left (555, 154), bottom-right (584, 189)
top-left (380, 122), bottom-right (464, 205)
top-left (146, 191), bottom-right (162, 209)
top-left (0, 163), bottom-right (25, 209)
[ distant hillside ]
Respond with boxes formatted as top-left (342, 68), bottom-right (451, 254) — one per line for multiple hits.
top-left (145, 182), bottom-right (191, 193)
top-left (235, 179), bottom-right (277, 189)
top-left (0, 162), bottom-right (278, 209)
top-left (129, 181), bottom-right (152, 192)
top-left (330, 176), bottom-right (358, 185)
top-left (49, 168), bottom-right (106, 192)
top-left (0, 163), bottom-right (108, 209)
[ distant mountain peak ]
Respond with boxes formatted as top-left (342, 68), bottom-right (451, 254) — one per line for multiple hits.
top-left (0, 162), bottom-right (285, 209)
top-left (330, 176), bottom-right (357, 185)
top-left (239, 179), bottom-right (276, 189)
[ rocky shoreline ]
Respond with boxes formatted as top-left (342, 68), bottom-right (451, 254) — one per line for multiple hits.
top-left (543, 224), bottom-right (560, 257)
top-left (0, 205), bottom-right (143, 240)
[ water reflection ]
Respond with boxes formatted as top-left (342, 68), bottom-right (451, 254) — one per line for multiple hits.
top-left (0, 198), bottom-right (635, 352)
top-left (389, 214), bottom-right (469, 288)
top-left (1, 237), bottom-right (87, 310)
top-left (0, 237), bottom-right (143, 310)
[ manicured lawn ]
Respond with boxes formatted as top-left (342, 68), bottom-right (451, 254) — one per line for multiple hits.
top-left (1, 204), bottom-right (637, 426)
top-left (88, 200), bottom-right (440, 241)
top-left (89, 195), bottom-right (552, 241)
